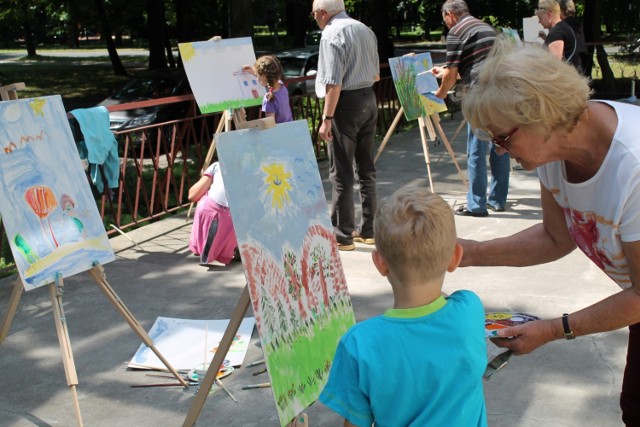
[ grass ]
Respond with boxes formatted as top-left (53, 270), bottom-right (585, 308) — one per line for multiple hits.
top-left (0, 53), bottom-right (147, 110)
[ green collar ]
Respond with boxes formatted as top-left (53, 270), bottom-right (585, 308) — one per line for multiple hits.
top-left (383, 295), bottom-right (447, 319)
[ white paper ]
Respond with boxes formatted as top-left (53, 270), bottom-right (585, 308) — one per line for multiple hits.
top-left (128, 317), bottom-right (256, 371)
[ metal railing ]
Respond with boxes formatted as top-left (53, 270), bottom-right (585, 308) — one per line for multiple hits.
top-left (0, 72), bottom-right (402, 273)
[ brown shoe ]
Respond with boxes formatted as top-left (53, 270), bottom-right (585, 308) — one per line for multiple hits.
top-left (353, 232), bottom-right (375, 245)
top-left (338, 242), bottom-right (356, 251)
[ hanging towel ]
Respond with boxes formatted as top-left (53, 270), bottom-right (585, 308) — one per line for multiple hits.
top-left (70, 106), bottom-right (120, 193)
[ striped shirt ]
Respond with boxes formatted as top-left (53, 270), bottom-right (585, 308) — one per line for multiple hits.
top-left (315, 11), bottom-right (379, 98)
top-left (445, 15), bottom-right (496, 84)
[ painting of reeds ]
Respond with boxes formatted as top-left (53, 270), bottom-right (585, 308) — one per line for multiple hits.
top-left (389, 52), bottom-right (447, 121)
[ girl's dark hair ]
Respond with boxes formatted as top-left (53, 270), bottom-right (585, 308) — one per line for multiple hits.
top-left (254, 55), bottom-right (284, 101)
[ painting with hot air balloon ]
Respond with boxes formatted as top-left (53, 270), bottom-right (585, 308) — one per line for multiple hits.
top-left (0, 95), bottom-right (115, 290)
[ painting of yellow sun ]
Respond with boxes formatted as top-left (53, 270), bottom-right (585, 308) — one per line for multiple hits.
top-left (262, 163), bottom-right (292, 211)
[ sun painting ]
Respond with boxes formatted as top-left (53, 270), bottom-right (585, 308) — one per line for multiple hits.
top-left (261, 162), bottom-right (292, 213)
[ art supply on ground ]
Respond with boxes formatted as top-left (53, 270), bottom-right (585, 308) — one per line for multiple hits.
top-left (215, 378), bottom-right (238, 403)
top-left (252, 368), bottom-right (267, 376)
top-left (246, 358), bottom-right (265, 367)
top-left (242, 383), bottom-right (271, 390)
top-left (131, 382), bottom-right (187, 388)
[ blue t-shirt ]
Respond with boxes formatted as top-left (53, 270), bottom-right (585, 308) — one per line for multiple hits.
top-left (319, 290), bottom-right (487, 427)
top-left (262, 81), bottom-right (293, 124)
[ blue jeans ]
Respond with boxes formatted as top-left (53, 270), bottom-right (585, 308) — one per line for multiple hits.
top-left (465, 124), bottom-right (510, 213)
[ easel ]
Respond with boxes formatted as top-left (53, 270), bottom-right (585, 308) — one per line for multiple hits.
top-left (182, 116), bottom-right (306, 427)
top-left (375, 107), bottom-right (467, 192)
top-left (0, 82), bottom-right (25, 101)
top-left (0, 263), bottom-right (189, 426)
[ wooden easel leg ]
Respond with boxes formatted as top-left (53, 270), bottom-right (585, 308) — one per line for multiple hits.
top-left (374, 107), bottom-right (404, 163)
top-left (49, 274), bottom-right (84, 427)
top-left (417, 116), bottom-right (434, 192)
top-left (450, 118), bottom-right (467, 145)
top-left (183, 285), bottom-right (251, 427)
top-left (430, 114), bottom-right (467, 186)
top-left (0, 277), bottom-right (23, 343)
top-left (86, 265), bottom-right (188, 387)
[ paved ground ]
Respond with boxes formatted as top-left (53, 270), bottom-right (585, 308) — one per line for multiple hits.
top-left (0, 116), bottom-right (628, 426)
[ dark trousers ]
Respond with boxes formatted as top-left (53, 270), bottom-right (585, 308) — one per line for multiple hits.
top-left (329, 87), bottom-right (378, 245)
top-left (621, 323), bottom-right (640, 425)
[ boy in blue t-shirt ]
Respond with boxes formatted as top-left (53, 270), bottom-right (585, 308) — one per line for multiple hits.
top-left (319, 184), bottom-right (488, 427)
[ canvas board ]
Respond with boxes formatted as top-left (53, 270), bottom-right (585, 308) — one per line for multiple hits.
top-left (388, 52), bottom-right (447, 121)
top-left (0, 96), bottom-right (115, 290)
top-left (523, 16), bottom-right (546, 44)
top-left (217, 120), bottom-right (355, 426)
top-left (128, 317), bottom-right (256, 370)
top-left (178, 37), bottom-right (266, 114)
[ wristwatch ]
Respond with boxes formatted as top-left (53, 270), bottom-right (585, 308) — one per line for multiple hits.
top-left (322, 114), bottom-right (333, 121)
top-left (562, 313), bottom-right (575, 340)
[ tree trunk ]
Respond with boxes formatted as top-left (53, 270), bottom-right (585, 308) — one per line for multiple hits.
top-left (147, 0), bottom-right (168, 70)
top-left (584, 0), bottom-right (615, 93)
top-left (369, 0), bottom-right (394, 66)
top-left (20, 2), bottom-right (37, 57)
top-left (229, 0), bottom-right (253, 38)
top-left (285, 0), bottom-right (307, 47)
top-left (94, 0), bottom-right (128, 76)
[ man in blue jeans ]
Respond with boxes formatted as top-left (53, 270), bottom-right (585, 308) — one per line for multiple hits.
top-left (431, 0), bottom-right (510, 217)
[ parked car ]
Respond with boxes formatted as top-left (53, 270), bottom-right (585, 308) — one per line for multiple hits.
top-left (275, 46), bottom-right (319, 96)
top-left (97, 69), bottom-right (192, 131)
top-left (305, 30), bottom-right (322, 47)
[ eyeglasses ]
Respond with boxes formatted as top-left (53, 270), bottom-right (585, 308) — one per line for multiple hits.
top-left (310, 9), bottom-right (322, 18)
top-left (476, 127), bottom-right (519, 151)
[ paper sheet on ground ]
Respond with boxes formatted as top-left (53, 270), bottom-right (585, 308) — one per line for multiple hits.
top-left (128, 317), bottom-right (255, 370)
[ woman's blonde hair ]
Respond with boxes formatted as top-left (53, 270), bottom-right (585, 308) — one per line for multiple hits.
top-left (461, 37), bottom-right (591, 139)
top-left (538, 0), bottom-right (561, 14)
top-left (254, 55), bottom-right (284, 101)
top-left (374, 184), bottom-right (457, 283)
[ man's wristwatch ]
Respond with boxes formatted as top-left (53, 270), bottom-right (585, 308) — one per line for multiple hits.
top-left (322, 114), bottom-right (333, 121)
top-left (562, 313), bottom-right (575, 340)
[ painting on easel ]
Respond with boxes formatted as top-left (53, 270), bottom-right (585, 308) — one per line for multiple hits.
top-left (178, 37), bottom-right (266, 113)
top-left (217, 120), bottom-right (355, 427)
top-left (389, 52), bottom-right (447, 121)
top-left (0, 96), bottom-right (115, 290)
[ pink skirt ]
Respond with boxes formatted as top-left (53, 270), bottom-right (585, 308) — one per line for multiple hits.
top-left (189, 198), bottom-right (238, 265)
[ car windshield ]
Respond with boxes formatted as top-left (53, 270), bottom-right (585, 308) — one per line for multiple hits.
top-left (277, 57), bottom-right (307, 77)
top-left (112, 75), bottom-right (182, 100)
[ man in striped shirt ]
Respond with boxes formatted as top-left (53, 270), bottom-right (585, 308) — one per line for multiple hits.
top-left (312, 0), bottom-right (380, 251)
top-left (432, 0), bottom-right (511, 218)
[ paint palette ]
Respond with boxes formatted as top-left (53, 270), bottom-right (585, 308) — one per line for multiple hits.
top-left (485, 312), bottom-right (540, 338)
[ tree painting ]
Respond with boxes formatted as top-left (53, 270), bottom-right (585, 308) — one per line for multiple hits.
top-left (24, 185), bottom-right (60, 249)
top-left (217, 120), bottom-right (355, 427)
top-left (0, 96), bottom-right (114, 290)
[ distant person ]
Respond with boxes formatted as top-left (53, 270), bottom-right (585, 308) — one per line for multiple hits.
top-left (243, 55), bottom-right (293, 123)
top-left (188, 162), bottom-right (238, 266)
top-left (312, 0), bottom-right (380, 251)
top-left (536, 0), bottom-right (582, 72)
top-left (558, 0), bottom-right (589, 75)
top-left (431, 0), bottom-right (510, 217)
top-left (460, 38), bottom-right (640, 426)
top-left (320, 183), bottom-right (487, 427)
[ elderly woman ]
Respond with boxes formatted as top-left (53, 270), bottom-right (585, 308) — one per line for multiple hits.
top-left (460, 38), bottom-right (640, 425)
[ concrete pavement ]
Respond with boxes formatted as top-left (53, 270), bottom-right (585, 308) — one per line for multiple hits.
top-left (0, 116), bottom-right (627, 426)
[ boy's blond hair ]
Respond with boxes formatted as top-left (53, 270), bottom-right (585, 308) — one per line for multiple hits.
top-left (374, 184), bottom-right (457, 283)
